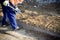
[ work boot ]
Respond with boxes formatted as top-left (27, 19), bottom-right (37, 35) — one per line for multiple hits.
top-left (12, 26), bottom-right (23, 31)
top-left (0, 25), bottom-right (6, 27)
top-left (1, 22), bottom-right (10, 27)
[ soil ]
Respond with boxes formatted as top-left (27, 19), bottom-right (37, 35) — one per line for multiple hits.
top-left (0, 3), bottom-right (60, 40)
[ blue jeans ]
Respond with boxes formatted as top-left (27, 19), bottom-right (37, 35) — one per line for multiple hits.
top-left (2, 6), bottom-right (18, 29)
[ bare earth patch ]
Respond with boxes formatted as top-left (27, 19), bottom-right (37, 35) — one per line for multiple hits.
top-left (0, 11), bottom-right (60, 35)
top-left (16, 13), bottom-right (60, 34)
top-left (0, 11), bottom-right (60, 40)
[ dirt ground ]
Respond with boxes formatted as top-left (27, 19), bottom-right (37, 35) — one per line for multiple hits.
top-left (0, 3), bottom-right (60, 40)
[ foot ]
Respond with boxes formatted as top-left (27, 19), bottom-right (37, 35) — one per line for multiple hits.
top-left (1, 25), bottom-right (6, 27)
top-left (12, 26), bottom-right (23, 31)
top-left (2, 22), bottom-right (10, 27)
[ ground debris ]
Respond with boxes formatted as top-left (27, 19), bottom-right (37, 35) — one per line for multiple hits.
top-left (16, 13), bottom-right (60, 34)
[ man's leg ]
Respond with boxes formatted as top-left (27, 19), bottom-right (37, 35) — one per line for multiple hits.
top-left (7, 11), bottom-right (18, 30)
top-left (2, 10), bottom-right (7, 25)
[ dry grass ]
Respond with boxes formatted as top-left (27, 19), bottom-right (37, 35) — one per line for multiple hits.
top-left (16, 12), bottom-right (60, 34)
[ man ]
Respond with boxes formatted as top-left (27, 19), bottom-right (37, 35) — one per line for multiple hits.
top-left (0, 0), bottom-right (24, 30)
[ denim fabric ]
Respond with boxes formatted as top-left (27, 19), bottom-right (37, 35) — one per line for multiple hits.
top-left (2, 6), bottom-right (18, 29)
